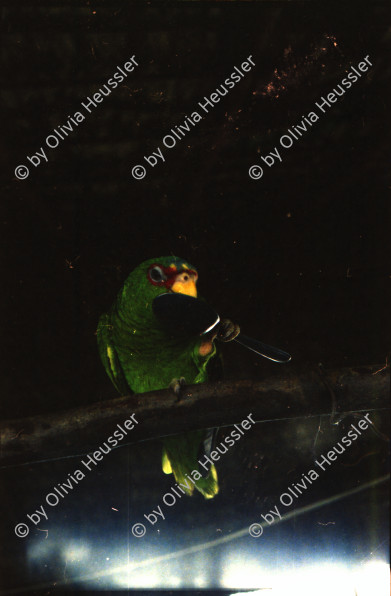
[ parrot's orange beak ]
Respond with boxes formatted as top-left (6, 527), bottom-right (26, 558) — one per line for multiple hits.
top-left (171, 270), bottom-right (198, 298)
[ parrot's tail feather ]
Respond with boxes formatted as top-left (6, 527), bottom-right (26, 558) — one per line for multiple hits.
top-left (196, 464), bottom-right (219, 499)
top-left (162, 434), bottom-right (219, 499)
top-left (169, 460), bottom-right (218, 499)
top-left (162, 448), bottom-right (173, 474)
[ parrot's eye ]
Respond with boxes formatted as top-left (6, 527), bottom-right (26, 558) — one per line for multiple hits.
top-left (148, 265), bottom-right (167, 285)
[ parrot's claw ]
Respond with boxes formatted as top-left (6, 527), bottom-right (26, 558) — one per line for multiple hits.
top-left (217, 319), bottom-right (240, 342)
top-left (169, 377), bottom-right (187, 400)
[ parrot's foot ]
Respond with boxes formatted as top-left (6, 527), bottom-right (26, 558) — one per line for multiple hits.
top-left (217, 319), bottom-right (240, 342)
top-left (169, 377), bottom-right (187, 400)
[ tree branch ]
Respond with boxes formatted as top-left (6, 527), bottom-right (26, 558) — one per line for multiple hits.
top-left (0, 365), bottom-right (389, 467)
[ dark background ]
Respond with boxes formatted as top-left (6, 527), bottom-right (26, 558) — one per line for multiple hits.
top-left (1, 2), bottom-right (390, 593)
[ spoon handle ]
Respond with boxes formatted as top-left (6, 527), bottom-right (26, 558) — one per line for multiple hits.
top-left (234, 334), bottom-right (291, 363)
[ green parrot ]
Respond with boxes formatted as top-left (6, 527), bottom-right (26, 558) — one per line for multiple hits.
top-left (97, 256), bottom-right (238, 499)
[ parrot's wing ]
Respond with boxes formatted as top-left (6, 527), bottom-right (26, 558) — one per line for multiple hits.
top-left (97, 313), bottom-right (132, 396)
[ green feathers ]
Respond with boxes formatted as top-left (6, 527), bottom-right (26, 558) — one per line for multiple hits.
top-left (162, 433), bottom-right (219, 499)
top-left (97, 256), bottom-right (219, 498)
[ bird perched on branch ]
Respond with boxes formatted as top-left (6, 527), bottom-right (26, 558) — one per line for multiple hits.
top-left (97, 256), bottom-right (291, 498)
top-left (97, 256), bottom-right (239, 499)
